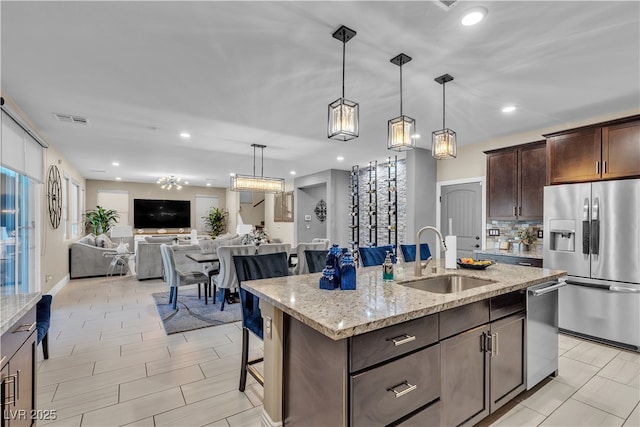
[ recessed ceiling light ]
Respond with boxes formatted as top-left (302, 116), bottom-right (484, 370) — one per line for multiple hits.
top-left (112, 161), bottom-right (120, 166)
top-left (115, 177), bottom-right (122, 181)
top-left (229, 173), bottom-right (236, 176)
top-left (413, 134), bottom-right (421, 139)
top-left (180, 132), bottom-right (191, 139)
top-left (502, 105), bottom-right (517, 113)
top-left (290, 171), bottom-right (296, 175)
top-left (336, 156), bottom-right (345, 161)
top-left (184, 181), bottom-right (189, 185)
top-left (206, 183), bottom-right (211, 186)
top-left (461, 7), bottom-right (487, 26)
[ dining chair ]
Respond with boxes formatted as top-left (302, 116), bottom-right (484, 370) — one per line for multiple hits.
top-left (257, 242), bottom-right (291, 256)
top-left (400, 243), bottom-right (432, 262)
top-left (160, 244), bottom-right (209, 310)
top-left (36, 294), bottom-right (53, 359)
top-left (214, 245), bottom-right (257, 310)
top-left (358, 245), bottom-right (396, 267)
top-left (311, 238), bottom-right (331, 249)
top-left (233, 251), bottom-right (289, 392)
top-left (290, 242), bottom-right (328, 275)
top-left (304, 249), bottom-right (329, 273)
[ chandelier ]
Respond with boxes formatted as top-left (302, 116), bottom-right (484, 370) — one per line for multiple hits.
top-left (157, 175), bottom-right (182, 190)
top-left (230, 144), bottom-right (284, 193)
top-left (328, 25), bottom-right (359, 141)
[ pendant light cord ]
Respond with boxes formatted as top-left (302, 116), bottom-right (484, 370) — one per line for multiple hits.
top-left (399, 62), bottom-right (403, 116)
top-left (442, 81), bottom-right (446, 130)
top-left (252, 145), bottom-right (256, 177)
top-left (261, 146), bottom-right (264, 178)
top-left (341, 31), bottom-right (346, 99)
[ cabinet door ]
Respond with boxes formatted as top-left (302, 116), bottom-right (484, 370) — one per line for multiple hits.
top-left (441, 324), bottom-right (490, 427)
top-left (487, 149), bottom-right (518, 220)
top-left (489, 312), bottom-right (526, 413)
top-left (602, 121), bottom-right (640, 179)
top-left (518, 143), bottom-right (546, 220)
top-left (1, 363), bottom-right (8, 427)
top-left (547, 128), bottom-right (602, 184)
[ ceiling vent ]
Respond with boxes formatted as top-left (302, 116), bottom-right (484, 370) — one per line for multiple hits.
top-left (53, 113), bottom-right (89, 125)
top-left (434, 0), bottom-right (457, 11)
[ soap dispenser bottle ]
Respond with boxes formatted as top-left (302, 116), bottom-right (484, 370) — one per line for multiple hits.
top-left (382, 251), bottom-right (394, 282)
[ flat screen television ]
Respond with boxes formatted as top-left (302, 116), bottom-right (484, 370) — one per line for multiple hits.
top-left (133, 199), bottom-right (190, 229)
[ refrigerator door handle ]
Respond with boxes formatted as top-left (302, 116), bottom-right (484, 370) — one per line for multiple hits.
top-left (609, 286), bottom-right (640, 293)
top-left (591, 197), bottom-right (600, 255)
top-left (582, 198), bottom-right (590, 255)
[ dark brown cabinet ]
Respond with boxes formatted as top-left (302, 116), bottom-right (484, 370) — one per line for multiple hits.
top-left (546, 116), bottom-right (640, 184)
top-left (1, 307), bottom-right (37, 427)
top-left (486, 141), bottom-right (546, 220)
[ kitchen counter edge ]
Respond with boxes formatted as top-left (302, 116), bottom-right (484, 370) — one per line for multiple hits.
top-left (1, 292), bottom-right (42, 335)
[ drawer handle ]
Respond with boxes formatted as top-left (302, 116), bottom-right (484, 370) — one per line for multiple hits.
top-left (518, 262), bottom-right (532, 266)
top-left (388, 381), bottom-right (417, 398)
top-left (14, 322), bottom-right (36, 333)
top-left (389, 334), bottom-right (416, 346)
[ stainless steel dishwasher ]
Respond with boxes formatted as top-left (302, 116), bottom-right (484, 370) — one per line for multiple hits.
top-left (526, 279), bottom-right (567, 389)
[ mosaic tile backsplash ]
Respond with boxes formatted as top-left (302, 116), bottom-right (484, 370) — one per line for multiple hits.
top-left (486, 220), bottom-right (543, 254)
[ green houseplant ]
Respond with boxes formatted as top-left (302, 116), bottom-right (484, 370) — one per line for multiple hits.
top-left (84, 206), bottom-right (119, 234)
top-left (202, 207), bottom-right (228, 238)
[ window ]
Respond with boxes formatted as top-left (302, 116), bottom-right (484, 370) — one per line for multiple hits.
top-left (62, 175), bottom-right (69, 239)
top-left (97, 190), bottom-right (129, 226)
top-left (70, 182), bottom-right (80, 237)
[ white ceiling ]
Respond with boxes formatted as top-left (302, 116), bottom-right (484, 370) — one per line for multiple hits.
top-left (2, 1), bottom-right (639, 188)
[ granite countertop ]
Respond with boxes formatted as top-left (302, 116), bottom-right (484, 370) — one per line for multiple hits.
top-left (1, 293), bottom-right (42, 335)
top-left (242, 259), bottom-right (565, 341)
top-left (474, 248), bottom-right (544, 260)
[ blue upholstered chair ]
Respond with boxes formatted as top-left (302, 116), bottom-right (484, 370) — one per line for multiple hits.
top-left (36, 294), bottom-right (53, 359)
top-left (358, 245), bottom-right (396, 267)
top-left (304, 249), bottom-right (329, 273)
top-left (400, 243), bottom-right (432, 262)
top-left (233, 251), bottom-right (289, 392)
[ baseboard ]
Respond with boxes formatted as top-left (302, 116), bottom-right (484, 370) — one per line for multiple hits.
top-left (47, 274), bottom-right (69, 296)
top-left (260, 410), bottom-right (282, 427)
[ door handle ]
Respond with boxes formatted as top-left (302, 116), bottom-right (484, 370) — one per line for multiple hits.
top-left (603, 161), bottom-right (607, 174)
top-left (609, 286), bottom-right (640, 293)
top-left (530, 281), bottom-right (567, 296)
top-left (596, 161), bottom-right (600, 175)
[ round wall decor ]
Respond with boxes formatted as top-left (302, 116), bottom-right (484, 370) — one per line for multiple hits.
top-left (47, 165), bottom-right (62, 229)
top-left (314, 199), bottom-right (327, 222)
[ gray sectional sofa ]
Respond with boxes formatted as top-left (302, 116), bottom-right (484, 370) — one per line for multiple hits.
top-left (69, 233), bottom-right (118, 278)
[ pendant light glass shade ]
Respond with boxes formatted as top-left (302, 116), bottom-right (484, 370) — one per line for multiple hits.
top-left (388, 53), bottom-right (415, 152)
top-left (432, 73), bottom-right (457, 159)
top-left (230, 144), bottom-right (284, 193)
top-left (328, 25), bottom-right (359, 142)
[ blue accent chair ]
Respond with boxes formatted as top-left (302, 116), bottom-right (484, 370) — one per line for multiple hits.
top-left (233, 251), bottom-right (289, 392)
top-left (36, 294), bottom-right (53, 359)
top-left (304, 249), bottom-right (329, 273)
top-left (358, 245), bottom-right (396, 267)
top-left (400, 243), bottom-right (432, 262)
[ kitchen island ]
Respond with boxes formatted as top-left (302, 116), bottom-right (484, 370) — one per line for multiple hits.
top-left (243, 259), bottom-right (565, 427)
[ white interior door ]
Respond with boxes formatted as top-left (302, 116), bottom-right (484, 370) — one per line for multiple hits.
top-left (440, 182), bottom-right (483, 259)
top-left (195, 195), bottom-right (218, 233)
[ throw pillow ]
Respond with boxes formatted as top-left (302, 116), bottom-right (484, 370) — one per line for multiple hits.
top-left (96, 234), bottom-right (113, 248)
top-left (86, 235), bottom-right (97, 246)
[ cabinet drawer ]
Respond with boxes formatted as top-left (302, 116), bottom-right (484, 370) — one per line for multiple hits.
top-left (350, 314), bottom-right (438, 372)
top-left (476, 253), bottom-right (542, 267)
top-left (1, 306), bottom-right (37, 366)
top-left (490, 291), bottom-right (526, 321)
top-left (351, 344), bottom-right (440, 427)
top-left (396, 400), bottom-right (441, 427)
top-left (439, 300), bottom-right (489, 340)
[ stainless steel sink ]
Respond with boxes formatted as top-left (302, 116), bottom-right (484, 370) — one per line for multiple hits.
top-left (398, 275), bottom-right (495, 294)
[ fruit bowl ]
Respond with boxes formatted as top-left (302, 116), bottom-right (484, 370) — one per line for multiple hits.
top-left (457, 258), bottom-right (495, 270)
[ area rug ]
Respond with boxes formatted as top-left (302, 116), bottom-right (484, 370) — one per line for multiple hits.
top-left (152, 285), bottom-right (242, 335)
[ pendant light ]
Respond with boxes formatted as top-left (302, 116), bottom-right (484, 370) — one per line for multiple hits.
top-left (388, 53), bottom-right (416, 152)
top-left (432, 74), bottom-right (457, 159)
top-left (328, 25), bottom-right (359, 141)
top-left (230, 144), bottom-right (284, 193)
top-left (157, 175), bottom-right (182, 190)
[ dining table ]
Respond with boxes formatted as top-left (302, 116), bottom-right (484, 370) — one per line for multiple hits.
top-left (185, 252), bottom-right (219, 263)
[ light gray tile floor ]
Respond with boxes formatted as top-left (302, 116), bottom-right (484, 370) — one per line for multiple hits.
top-left (38, 276), bottom-right (639, 426)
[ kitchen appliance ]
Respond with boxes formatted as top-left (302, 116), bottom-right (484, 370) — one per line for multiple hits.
top-left (543, 179), bottom-right (640, 351)
top-left (527, 280), bottom-right (566, 389)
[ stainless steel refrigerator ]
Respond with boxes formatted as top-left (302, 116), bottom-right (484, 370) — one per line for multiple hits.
top-left (543, 178), bottom-right (640, 351)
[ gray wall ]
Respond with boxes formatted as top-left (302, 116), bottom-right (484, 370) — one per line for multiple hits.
top-left (296, 184), bottom-right (327, 243)
top-left (406, 148), bottom-right (438, 254)
top-left (294, 169), bottom-right (350, 246)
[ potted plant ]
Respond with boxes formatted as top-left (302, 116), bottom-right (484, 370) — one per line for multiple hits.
top-left (202, 207), bottom-right (228, 238)
top-left (84, 206), bottom-right (119, 234)
top-left (516, 227), bottom-right (535, 251)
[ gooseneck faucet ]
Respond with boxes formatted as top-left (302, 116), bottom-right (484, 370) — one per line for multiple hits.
top-left (415, 226), bottom-right (448, 277)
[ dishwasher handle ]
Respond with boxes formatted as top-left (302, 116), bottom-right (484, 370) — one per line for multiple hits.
top-left (529, 281), bottom-right (567, 297)
top-left (609, 286), bottom-right (640, 293)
